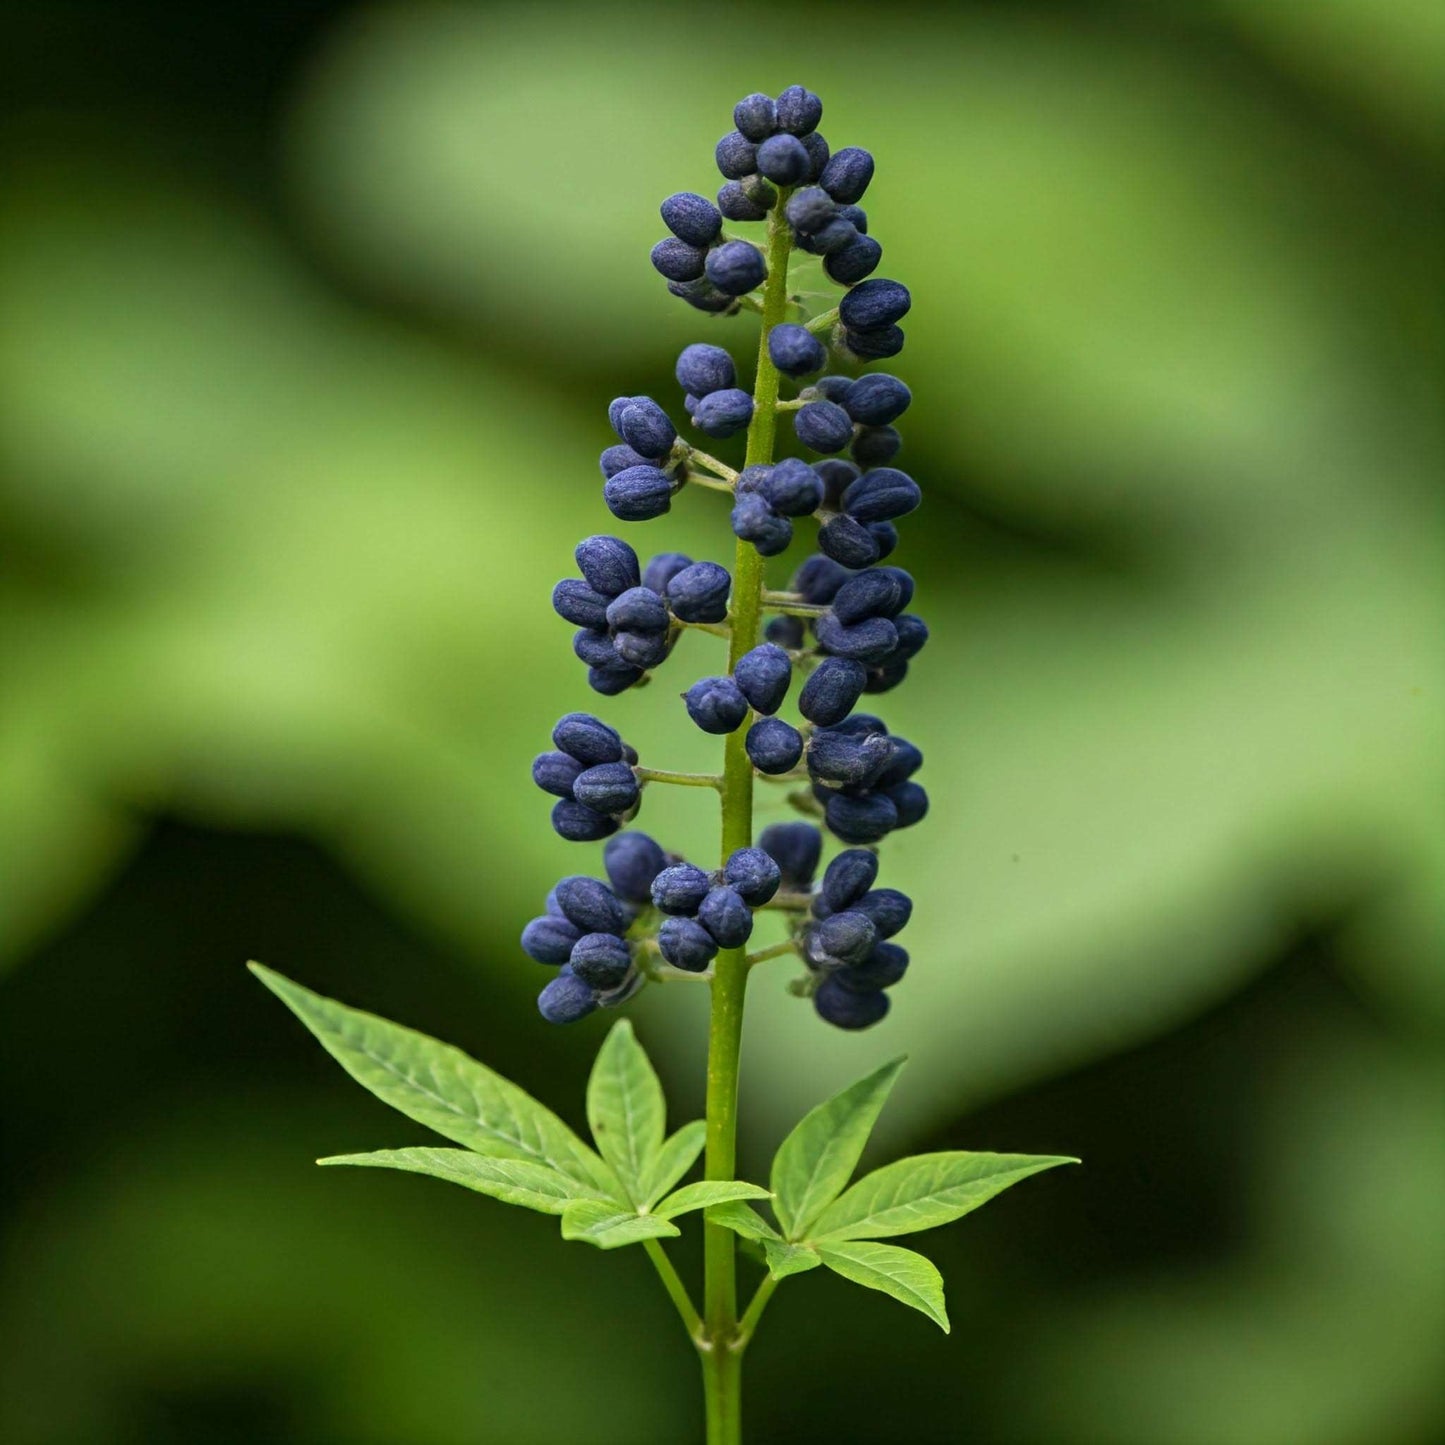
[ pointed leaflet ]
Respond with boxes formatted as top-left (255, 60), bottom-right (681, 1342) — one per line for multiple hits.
top-left (816, 1241), bottom-right (950, 1332)
top-left (250, 964), bottom-right (609, 1191)
top-left (652, 1180), bottom-right (771, 1220)
top-left (560, 1201), bottom-right (681, 1250)
top-left (586, 1020), bottom-right (665, 1200)
top-left (641, 1120), bottom-right (707, 1208)
top-left (705, 1200), bottom-right (780, 1242)
top-left (770, 1057), bottom-right (906, 1239)
top-left (812, 1151), bottom-right (1077, 1242)
top-left (763, 1241), bottom-right (822, 1280)
top-left (319, 1148), bottom-right (615, 1214)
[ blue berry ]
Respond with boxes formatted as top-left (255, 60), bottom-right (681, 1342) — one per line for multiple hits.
top-left (819, 147), bottom-right (874, 204)
top-left (642, 551), bottom-right (693, 594)
top-left (699, 886), bottom-right (754, 948)
top-left (764, 615), bottom-right (805, 650)
top-left (833, 568), bottom-right (908, 623)
top-left (675, 344), bottom-right (735, 398)
top-left (691, 388), bottom-right (754, 438)
top-left (746, 717), bottom-right (804, 774)
top-left (775, 84), bottom-right (823, 136)
top-left (724, 847), bottom-right (782, 905)
top-left (600, 443), bottom-right (649, 479)
top-left (553, 578), bottom-right (610, 630)
top-left (844, 324), bottom-right (904, 359)
top-left (837, 941), bottom-right (909, 991)
top-left (868, 521), bottom-right (899, 559)
top-left (533, 750), bottom-right (584, 798)
top-left (764, 473), bottom-right (822, 519)
top-left (603, 831), bottom-right (667, 904)
top-left (838, 204), bottom-right (867, 233)
top-left (538, 966), bottom-right (599, 1024)
top-left (522, 914), bottom-right (581, 965)
top-left (767, 324), bottom-right (828, 378)
top-left (665, 560), bottom-right (731, 623)
top-left (554, 876), bottom-right (628, 935)
top-left (731, 492), bottom-right (794, 556)
top-left (613, 628), bottom-right (669, 668)
top-left (851, 426), bottom-right (901, 466)
top-left (815, 612), bottom-right (899, 664)
top-left (802, 216), bottom-right (856, 255)
top-left (717, 181), bottom-right (771, 222)
top-left (574, 535), bottom-right (640, 597)
top-left (734, 92), bottom-right (777, 142)
top-left (553, 712), bottom-right (624, 765)
top-left (659, 916), bottom-right (718, 972)
top-left (807, 727), bottom-right (892, 785)
top-left (824, 790), bottom-right (898, 844)
top-left (705, 241), bottom-right (767, 297)
top-left (661, 192), bottom-right (723, 247)
top-left (569, 933), bottom-right (633, 990)
top-left (830, 711), bottom-right (889, 736)
top-left (839, 278), bottom-right (911, 331)
top-left (811, 910), bottom-right (878, 964)
top-left (758, 821), bottom-right (822, 887)
top-left (794, 399), bottom-right (854, 454)
top-left (812, 377), bottom-right (856, 406)
top-left (863, 659), bottom-right (908, 694)
top-left (827, 235), bottom-right (883, 281)
top-left (651, 862), bottom-right (712, 916)
top-left (669, 279), bottom-right (737, 314)
top-left (885, 780), bottom-right (929, 828)
top-left (876, 737), bottom-right (922, 787)
top-left (605, 586), bottom-right (669, 634)
top-left (784, 187), bottom-right (837, 234)
top-left (734, 643), bottom-right (793, 714)
top-left (616, 398), bottom-right (677, 459)
top-left (651, 238), bottom-right (706, 282)
top-left (799, 656), bottom-right (868, 726)
top-left (818, 513), bottom-right (882, 567)
top-left (715, 130), bottom-right (758, 179)
top-left (855, 887), bottom-right (913, 938)
top-left (605, 465), bottom-right (674, 521)
top-left (587, 660), bottom-right (645, 696)
top-left (756, 133), bottom-right (810, 185)
top-left (843, 374), bottom-right (911, 426)
top-left (891, 614), bottom-right (929, 660)
top-left (572, 762), bottom-right (640, 816)
top-left (793, 553), bottom-right (852, 603)
top-left (800, 132), bottom-right (830, 182)
top-left (684, 675), bottom-right (750, 734)
top-left (813, 974), bottom-right (889, 1028)
top-left (820, 848), bottom-right (880, 912)
top-left (841, 467), bottom-right (921, 522)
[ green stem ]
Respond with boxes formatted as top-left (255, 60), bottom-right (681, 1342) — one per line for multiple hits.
top-left (698, 188), bottom-right (794, 1445)
top-left (644, 1238), bottom-right (704, 1340)
top-left (746, 940), bottom-right (799, 968)
top-left (804, 305), bottom-right (839, 335)
top-left (635, 767), bottom-right (724, 790)
top-left (736, 1274), bottom-right (779, 1346)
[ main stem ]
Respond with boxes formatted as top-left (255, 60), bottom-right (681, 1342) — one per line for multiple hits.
top-left (699, 192), bottom-right (793, 1445)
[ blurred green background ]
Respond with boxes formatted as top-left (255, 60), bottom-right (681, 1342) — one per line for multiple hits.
top-left (2, 2), bottom-right (1442, 1442)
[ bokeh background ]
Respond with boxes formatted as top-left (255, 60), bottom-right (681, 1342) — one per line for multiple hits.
top-left (2, 2), bottom-right (1442, 1442)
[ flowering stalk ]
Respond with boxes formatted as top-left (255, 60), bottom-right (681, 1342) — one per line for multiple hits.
top-left (250, 83), bottom-right (1075, 1445)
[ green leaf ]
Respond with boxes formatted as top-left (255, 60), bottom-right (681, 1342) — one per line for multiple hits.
top-left (319, 1148), bottom-right (610, 1214)
top-left (813, 1151), bottom-right (1077, 1242)
top-left (585, 1019), bottom-right (665, 1202)
top-left (652, 1180), bottom-right (771, 1221)
top-left (770, 1057), bottom-right (906, 1240)
top-left (641, 1119), bottom-right (706, 1208)
top-left (763, 1240), bottom-right (822, 1280)
top-left (249, 964), bottom-right (610, 1192)
top-left (704, 1201), bottom-right (780, 1242)
top-left (559, 1201), bottom-right (680, 1250)
top-left (816, 1241), bottom-right (950, 1332)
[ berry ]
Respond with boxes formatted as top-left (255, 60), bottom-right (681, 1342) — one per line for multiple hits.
top-left (717, 180), bottom-right (771, 222)
top-left (815, 612), bottom-right (899, 664)
top-left (665, 561), bottom-right (731, 623)
top-left (764, 614), bottom-right (805, 649)
top-left (793, 553), bottom-right (852, 603)
top-left (522, 914), bottom-right (582, 965)
top-left (588, 660), bottom-right (645, 695)
top-left (724, 847), bottom-right (782, 905)
top-left (854, 888), bottom-right (913, 939)
top-left (551, 795), bottom-right (616, 842)
top-left (684, 675), bottom-right (750, 734)
top-left (572, 762), bottom-right (640, 816)
top-left (692, 388), bottom-right (754, 438)
top-left (747, 717), bottom-right (804, 774)
top-left (569, 933), bottom-right (633, 990)
top-left (813, 974), bottom-right (889, 1029)
top-left (756, 133), bottom-right (810, 185)
top-left (839, 278), bottom-right (911, 331)
top-left (538, 966), bottom-right (599, 1024)
top-left (824, 789), bottom-right (899, 843)
top-left (734, 92), bottom-right (777, 142)
top-left (800, 132), bottom-right (830, 182)
top-left (734, 643), bottom-right (793, 715)
top-left (826, 235), bottom-right (882, 283)
top-left (885, 780), bottom-right (929, 828)
top-left (533, 750), bottom-right (584, 798)
top-left (811, 910), bottom-right (878, 964)
top-left (575, 536), bottom-right (640, 597)
top-left (820, 849), bottom-right (880, 912)
top-left (807, 727), bottom-right (892, 785)
top-left (605, 465), bottom-right (674, 521)
top-left (731, 492), bottom-right (794, 556)
top-left (812, 376), bottom-right (857, 405)
top-left (759, 821), bottom-right (823, 887)
top-left (875, 736), bottom-right (922, 788)
top-left (600, 443), bottom-right (649, 479)
top-left (784, 187), bottom-right (837, 234)
top-left (841, 467), bottom-right (921, 522)
top-left (661, 192), bottom-right (723, 247)
top-left (705, 241), bottom-right (767, 297)
top-left (819, 147), bottom-right (874, 204)
top-left (675, 344), bottom-right (735, 398)
top-left (794, 399), bottom-right (854, 454)
top-left (890, 614), bottom-right (929, 661)
top-left (761, 458), bottom-right (825, 516)
top-left (569, 627), bottom-right (617, 669)
top-left (843, 374), bottom-right (911, 426)
top-left (838, 205), bottom-right (868, 233)
top-left (659, 916), bottom-right (719, 972)
top-left (775, 85), bottom-right (823, 136)
top-left (767, 324), bottom-right (828, 378)
top-left (852, 426), bottom-right (901, 467)
top-left (605, 586), bottom-right (670, 635)
top-left (651, 862), bottom-right (712, 915)
top-left (844, 324), bottom-right (905, 360)
top-left (699, 886), bottom-right (754, 948)
top-left (554, 876), bottom-right (628, 936)
top-left (651, 238), bottom-right (706, 282)
top-left (669, 279), bottom-right (736, 314)
top-left (833, 568), bottom-right (908, 623)
top-left (616, 398), bottom-right (677, 459)
top-left (715, 130), bottom-right (758, 179)
top-left (837, 941), bottom-right (909, 991)
top-left (604, 832), bottom-right (668, 904)
top-left (868, 521), bottom-right (900, 559)
top-left (818, 514), bottom-right (881, 567)
top-left (553, 712), bottom-right (624, 765)
top-left (642, 551), bottom-right (693, 594)
top-left (799, 656), bottom-right (867, 726)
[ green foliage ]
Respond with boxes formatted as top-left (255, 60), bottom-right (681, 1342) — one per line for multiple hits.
top-left (814, 1241), bottom-right (950, 1333)
top-left (559, 1203), bottom-right (681, 1249)
top-left (586, 1019), bottom-right (666, 1204)
top-left (652, 1181), bottom-right (771, 1220)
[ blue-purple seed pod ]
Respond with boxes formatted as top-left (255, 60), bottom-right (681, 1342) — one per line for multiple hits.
top-left (553, 712), bottom-right (624, 766)
top-left (767, 324), bottom-right (828, 379)
top-left (833, 568), bottom-right (909, 623)
top-left (675, 344), bottom-right (735, 398)
top-left (587, 660), bottom-right (646, 696)
top-left (522, 914), bottom-right (582, 965)
top-left (824, 790), bottom-right (899, 844)
top-left (603, 831), bottom-right (668, 904)
top-left (692, 388), bottom-right (755, 438)
top-left (855, 888), bottom-right (913, 939)
top-left (839, 278), bottom-right (911, 331)
top-left (605, 466), bottom-right (674, 522)
top-left (814, 974), bottom-right (889, 1028)
top-left (669, 279), bottom-right (737, 314)
top-left (684, 676), bottom-right (750, 734)
top-left (818, 513), bottom-right (882, 568)
top-left (575, 535), bottom-right (640, 597)
top-left (659, 916), bottom-right (718, 972)
top-left (533, 750), bottom-right (584, 799)
top-left (758, 821), bottom-right (823, 887)
top-left (731, 492), bottom-right (794, 556)
top-left (811, 910), bottom-right (878, 965)
top-left (574, 628), bottom-right (621, 670)
top-left (815, 613), bottom-right (899, 664)
top-left (809, 217), bottom-right (857, 255)
top-left (652, 862), bottom-right (713, 916)
top-left (875, 737), bottom-right (923, 789)
top-left (890, 614), bottom-right (929, 661)
top-left (724, 847), bottom-right (782, 905)
top-left (837, 941), bottom-right (909, 992)
top-left (801, 132), bottom-right (830, 181)
top-left (852, 426), bottom-right (902, 467)
top-left (756, 133), bottom-right (810, 185)
top-left (572, 762), bottom-right (640, 816)
top-left (863, 659), bottom-right (909, 695)
top-left (553, 579), bottom-right (611, 630)
top-left (764, 615), bottom-right (806, 650)
top-left (868, 521), bottom-right (900, 560)
top-left (617, 398), bottom-right (677, 460)
top-left (793, 553), bottom-right (852, 604)
top-left (718, 180), bottom-right (772, 222)
top-left (733, 643), bottom-right (793, 715)
top-left (699, 886), bottom-right (754, 948)
top-left (605, 586), bottom-right (669, 634)
top-left (775, 84), bottom-right (823, 135)
top-left (705, 241), bottom-right (767, 297)
top-left (844, 324), bottom-right (905, 360)
top-left (799, 657), bottom-right (868, 727)
top-left (807, 727), bottom-right (893, 786)
top-left (827, 236), bottom-right (883, 282)
top-left (569, 933), bottom-right (634, 990)
top-left (665, 560), bottom-right (731, 623)
top-left (843, 374), bottom-right (911, 426)
top-left (600, 443), bottom-right (649, 479)
top-left (886, 781), bottom-right (929, 828)
top-left (538, 966), bottom-right (599, 1024)
top-left (661, 192), bottom-right (723, 247)
top-left (819, 147), bottom-right (875, 205)
top-left (746, 717), bottom-right (804, 774)
top-left (611, 629), bottom-right (665, 669)
top-left (715, 130), bottom-right (758, 179)
top-left (554, 876), bottom-right (629, 936)
top-left (812, 376), bottom-right (856, 405)
top-left (838, 204), bottom-right (867, 233)
top-left (734, 92), bottom-right (777, 142)
top-left (651, 238), bottom-right (706, 282)
top-left (820, 849), bottom-right (880, 913)
top-left (794, 399), bottom-right (855, 454)
top-left (642, 551), bottom-right (693, 595)
top-left (784, 187), bottom-right (837, 234)
top-left (842, 468), bottom-right (921, 523)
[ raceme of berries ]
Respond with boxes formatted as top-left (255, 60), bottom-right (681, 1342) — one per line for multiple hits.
top-left (254, 87), bottom-right (1076, 1445)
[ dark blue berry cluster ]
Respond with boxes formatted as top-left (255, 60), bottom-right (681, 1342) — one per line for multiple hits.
top-left (528, 84), bottom-right (927, 1030)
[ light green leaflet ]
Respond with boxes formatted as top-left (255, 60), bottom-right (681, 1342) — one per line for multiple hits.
top-left (319, 1148), bottom-right (610, 1214)
top-left (641, 1119), bottom-right (707, 1209)
top-left (770, 1057), bottom-right (906, 1239)
top-left (763, 1241), bottom-right (821, 1280)
top-left (560, 1202), bottom-right (681, 1249)
top-left (586, 1020), bottom-right (665, 1203)
top-left (652, 1180), bottom-right (771, 1220)
top-left (704, 1200), bottom-right (779, 1242)
top-left (812, 1151), bottom-right (1078, 1242)
top-left (816, 1241), bottom-right (950, 1332)
top-left (250, 963), bottom-right (610, 1192)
